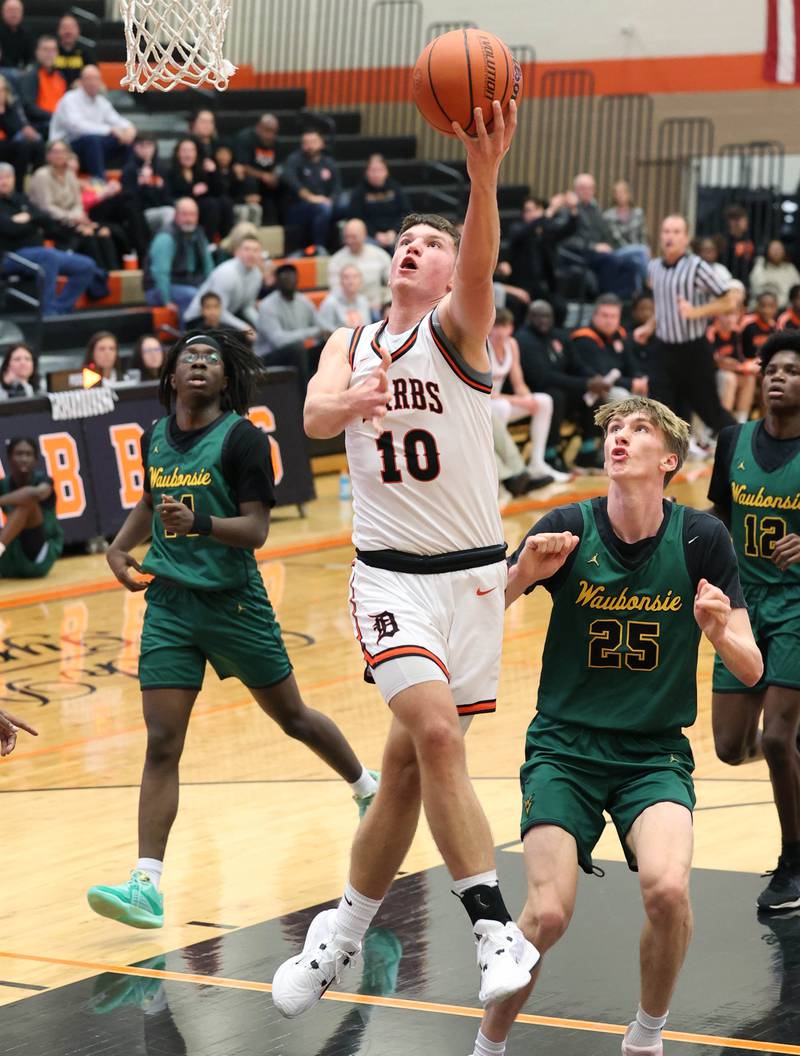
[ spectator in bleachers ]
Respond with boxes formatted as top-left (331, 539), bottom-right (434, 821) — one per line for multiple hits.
top-left (19, 36), bottom-right (66, 138)
top-left (707, 309), bottom-right (754, 423)
top-left (602, 179), bottom-right (650, 288)
top-left (625, 290), bottom-right (658, 375)
top-left (28, 138), bottom-right (119, 270)
top-left (571, 293), bottom-right (648, 397)
top-left (720, 203), bottom-right (756, 287)
top-left (214, 142), bottom-right (261, 226)
top-left (0, 73), bottom-right (40, 189)
top-left (0, 160), bottom-right (97, 315)
top-left (562, 172), bottom-right (642, 299)
top-left (318, 263), bottom-right (370, 331)
top-left (84, 330), bottom-right (121, 384)
top-left (168, 136), bottom-right (233, 241)
top-left (0, 0), bottom-right (33, 74)
top-left (188, 109), bottom-right (219, 160)
top-left (516, 299), bottom-right (608, 474)
top-left (54, 13), bottom-right (96, 87)
top-left (346, 153), bottom-right (411, 248)
top-left (499, 192), bottom-right (577, 309)
top-left (740, 290), bottom-right (778, 361)
top-left (0, 340), bottom-right (43, 397)
top-left (78, 162), bottom-right (150, 265)
top-left (127, 333), bottom-right (164, 382)
top-left (282, 129), bottom-right (340, 249)
top-left (121, 134), bottom-right (174, 234)
top-left (694, 234), bottom-right (733, 289)
top-left (184, 233), bottom-right (263, 336)
top-left (256, 261), bottom-right (326, 392)
top-left (233, 113), bottom-right (281, 225)
top-left (50, 65), bottom-right (136, 179)
top-left (778, 284), bottom-right (800, 330)
top-left (144, 196), bottom-right (214, 323)
top-left (488, 308), bottom-right (568, 485)
top-left (749, 239), bottom-right (800, 307)
top-left (187, 290), bottom-right (223, 332)
top-left (328, 218), bottom-right (390, 317)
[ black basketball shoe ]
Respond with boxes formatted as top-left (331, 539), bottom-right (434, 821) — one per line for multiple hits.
top-left (757, 856), bottom-right (800, 913)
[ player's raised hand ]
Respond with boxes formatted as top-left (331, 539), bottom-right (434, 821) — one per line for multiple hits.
top-left (350, 346), bottom-right (391, 434)
top-left (0, 709), bottom-right (38, 756)
top-left (107, 547), bottom-right (148, 592)
top-left (771, 533), bottom-right (800, 571)
top-left (157, 493), bottom-right (195, 536)
top-left (452, 98), bottom-right (517, 176)
top-left (693, 578), bottom-right (731, 639)
top-left (516, 531), bottom-right (579, 586)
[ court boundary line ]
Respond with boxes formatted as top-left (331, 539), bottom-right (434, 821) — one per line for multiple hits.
top-left (0, 948), bottom-right (795, 1054)
top-left (0, 470), bottom-right (711, 612)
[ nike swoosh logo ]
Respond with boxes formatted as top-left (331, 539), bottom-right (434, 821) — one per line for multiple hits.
top-left (344, 895), bottom-right (353, 906)
top-left (476, 587), bottom-right (496, 596)
top-left (688, 536), bottom-right (699, 544)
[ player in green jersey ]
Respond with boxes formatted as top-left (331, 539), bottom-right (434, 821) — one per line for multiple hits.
top-left (87, 330), bottom-right (377, 930)
top-left (0, 437), bottom-right (63, 579)
top-left (709, 331), bottom-right (800, 913)
top-left (468, 396), bottom-right (762, 1056)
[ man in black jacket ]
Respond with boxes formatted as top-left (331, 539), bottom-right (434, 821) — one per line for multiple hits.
top-left (0, 161), bottom-right (97, 315)
top-left (516, 300), bottom-right (609, 473)
top-left (0, 0), bottom-right (33, 72)
top-left (500, 193), bottom-right (578, 304)
top-left (570, 294), bottom-right (648, 396)
top-left (54, 13), bottom-right (96, 87)
top-left (282, 129), bottom-right (341, 249)
top-left (18, 35), bottom-right (66, 137)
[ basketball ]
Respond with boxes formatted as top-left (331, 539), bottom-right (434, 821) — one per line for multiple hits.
top-left (412, 28), bottom-right (523, 137)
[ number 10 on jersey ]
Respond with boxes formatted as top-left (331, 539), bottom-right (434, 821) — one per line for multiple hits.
top-left (376, 429), bottom-right (441, 483)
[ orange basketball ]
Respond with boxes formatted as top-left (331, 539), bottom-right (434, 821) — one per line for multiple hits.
top-left (412, 28), bottom-right (522, 138)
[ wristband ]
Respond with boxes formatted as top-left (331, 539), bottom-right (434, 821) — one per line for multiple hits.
top-left (192, 511), bottom-right (213, 536)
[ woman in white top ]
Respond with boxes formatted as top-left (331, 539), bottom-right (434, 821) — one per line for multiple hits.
top-left (488, 309), bottom-right (570, 483)
top-left (749, 239), bottom-right (800, 307)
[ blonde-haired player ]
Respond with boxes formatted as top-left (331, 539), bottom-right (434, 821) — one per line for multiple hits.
top-left (469, 396), bottom-right (762, 1056)
top-left (272, 99), bottom-right (540, 1018)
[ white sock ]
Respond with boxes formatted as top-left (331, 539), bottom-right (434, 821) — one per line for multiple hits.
top-left (334, 881), bottom-right (382, 946)
top-left (349, 766), bottom-right (377, 799)
top-left (473, 1028), bottom-right (506, 1056)
top-left (627, 1004), bottom-right (668, 1047)
top-left (451, 869), bottom-right (499, 897)
top-left (135, 857), bottom-right (163, 889)
top-left (0, 543), bottom-right (6, 559)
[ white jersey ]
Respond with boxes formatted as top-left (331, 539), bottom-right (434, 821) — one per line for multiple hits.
top-left (345, 307), bottom-right (503, 556)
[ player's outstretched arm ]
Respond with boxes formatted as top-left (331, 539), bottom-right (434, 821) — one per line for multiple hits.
top-left (505, 532), bottom-right (579, 608)
top-left (439, 99), bottom-right (517, 369)
top-left (304, 328), bottom-right (391, 439)
top-left (693, 579), bottom-right (763, 686)
top-left (107, 496), bottom-right (153, 592)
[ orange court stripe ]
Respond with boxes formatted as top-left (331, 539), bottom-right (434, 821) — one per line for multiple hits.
top-left (0, 948), bottom-right (798, 1054)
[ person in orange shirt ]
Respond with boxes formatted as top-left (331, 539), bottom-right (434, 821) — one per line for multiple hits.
top-left (707, 308), bottom-right (756, 423)
top-left (740, 291), bottom-right (779, 361)
top-left (778, 284), bottom-right (800, 331)
top-left (19, 35), bottom-right (65, 137)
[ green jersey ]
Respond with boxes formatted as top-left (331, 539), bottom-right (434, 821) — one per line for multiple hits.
top-left (533, 499), bottom-right (703, 734)
top-left (728, 420), bottom-right (800, 589)
top-left (142, 412), bottom-right (259, 591)
top-left (0, 469), bottom-right (62, 543)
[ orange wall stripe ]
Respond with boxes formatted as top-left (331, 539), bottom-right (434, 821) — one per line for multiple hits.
top-left (101, 53), bottom-right (795, 103)
top-left (1, 948), bottom-right (799, 1054)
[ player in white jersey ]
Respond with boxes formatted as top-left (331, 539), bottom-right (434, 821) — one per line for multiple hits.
top-left (272, 99), bottom-right (539, 1018)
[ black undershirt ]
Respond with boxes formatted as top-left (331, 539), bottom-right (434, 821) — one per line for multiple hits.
top-left (141, 413), bottom-right (276, 508)
top-left (708, 421), bottom-right (800, 522)
top-left (510, 496), bottom-right (745, 606)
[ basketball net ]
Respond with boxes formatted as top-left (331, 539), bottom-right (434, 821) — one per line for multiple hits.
top-left (118, 0), bottom-right (237, 92)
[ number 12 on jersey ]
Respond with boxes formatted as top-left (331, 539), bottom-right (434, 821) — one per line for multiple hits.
top-left (376, 429), bottom-right (441, 483)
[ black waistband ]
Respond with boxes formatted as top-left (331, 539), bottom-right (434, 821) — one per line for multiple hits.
top-left (356, 543), bottom-right (507, 574)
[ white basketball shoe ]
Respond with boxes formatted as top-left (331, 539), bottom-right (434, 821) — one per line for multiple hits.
top-left (271, 908), bottom-right (360, 1019)
top-left (474, 919), bottom-right (540, 1006)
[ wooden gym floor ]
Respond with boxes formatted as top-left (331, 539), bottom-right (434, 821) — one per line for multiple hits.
top-left (1, 466), bottom-right (798, 1055)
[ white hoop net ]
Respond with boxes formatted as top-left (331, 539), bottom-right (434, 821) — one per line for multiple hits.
top-left (118, 0), bottom-right (237, 92)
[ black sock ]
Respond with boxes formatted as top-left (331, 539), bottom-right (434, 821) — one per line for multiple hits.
top-left (456, 884), bottom-right (512, 926)
top-left (781, 839), bottom-right (800, 866)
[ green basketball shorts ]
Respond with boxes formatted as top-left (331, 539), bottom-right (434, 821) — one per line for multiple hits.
top-left (0, 534), bottom-right (61, 579)
top-left (139, 575), bottom-right (293, 690)
top-left (713, 586), bottom-right (800, 694)
top-left (519, 713), bottom-right (695, 873)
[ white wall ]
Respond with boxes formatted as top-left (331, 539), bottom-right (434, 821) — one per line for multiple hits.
top-left (418, 0), bottom-right (765, 61)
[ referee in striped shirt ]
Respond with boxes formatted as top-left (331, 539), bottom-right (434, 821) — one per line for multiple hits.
top-left (635, 214), bottom-right (739, 433)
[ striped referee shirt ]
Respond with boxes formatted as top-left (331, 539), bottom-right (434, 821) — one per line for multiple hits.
top-left (647, 253), bottom-right (728, 344)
